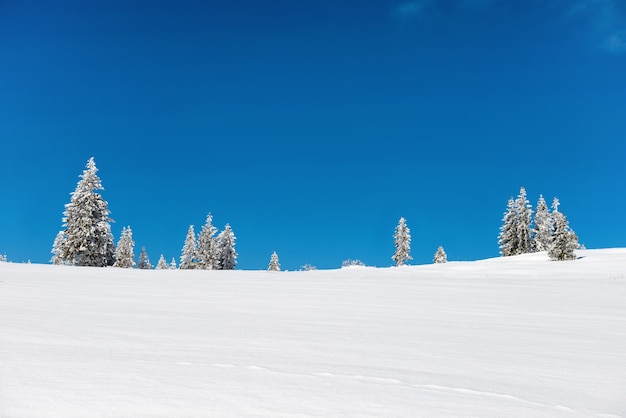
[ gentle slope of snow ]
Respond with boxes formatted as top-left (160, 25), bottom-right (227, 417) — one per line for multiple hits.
top-left (2, 249), bottom-right (626, 417)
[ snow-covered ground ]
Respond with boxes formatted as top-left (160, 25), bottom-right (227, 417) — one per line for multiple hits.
top-left (2, 249), bottom-right (626, 417)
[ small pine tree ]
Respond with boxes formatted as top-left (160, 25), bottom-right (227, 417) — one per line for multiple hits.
top-left (50, 231), bottom-right (66, 265)
top-left (197, 213), bottom-right (219, 270)
top-left (113, 226), bottom-right (135, 268)
top-left (433, 246), bottom-right (447, 263)
top-left (548, 198), bottom-right (578, 261)
top-left (180, 225), bottom-right (198, 269)
top-left (217, 224), bottom-right (237, 270)
top-left (515, 187), bottom-right (533, 254)
top-left (156, 254), bottom-right (168, 270)
top-left (498, 197), bottom-right (517, 256)
top-left (137, 246), bottom-right (152, 269)
top-left (392, 217), bottom-right (412, 266)
top-left (531, 195), bottom-right (552, 252)
top-left (170, 257), bottom-right (177, 269)
top-left (268, 251), bottom-right (281, 271)
top-left (57, 157), bottom-right (115, 267)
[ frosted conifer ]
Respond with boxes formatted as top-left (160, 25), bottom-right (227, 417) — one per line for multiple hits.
top-left (433, 246), bottom-right (447, 263)
top-left (50, 231), bottom-right (66, 265)
top-left (197, 213), bottom-right (219, 270)
top-left (180, 225), bottom-right (198, 269)
top-left (57, 157), bottom-right (115, 267)
top-left (170, 257), bottom-right (177, 269)
top-left (531, 195), bottom-right (552, 252)
top-left (548, 198), bottom-right (578, 261)
top-left (156, 254), bottom-right (168, 270)
top-left (138, 246), bottom-right (152, 269)
top-left (392, 217), bottom-right (412, 266)
top-left (498, 197), bottom-right (518, 256)
top-left (515, 187), bottom-right (533, 254)
top-left (268, 251), bottom-right (280, 271)
top-left (217, 224), bottom-right (237, 270)
top-left (113, 226), bottom-right (135, 268)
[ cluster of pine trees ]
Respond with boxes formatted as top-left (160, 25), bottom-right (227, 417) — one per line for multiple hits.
top-left (498, 187), bottom-right (579, 261)
top-left (50, 158), bottom-right (238, 269)
top-left (391, 217), bottom-right (448, 267)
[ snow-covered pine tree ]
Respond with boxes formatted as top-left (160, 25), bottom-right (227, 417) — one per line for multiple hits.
top-left (515, 187), bottom-right (533, 254)
top-left (392, 217), bottom-right (412, 266)
top-left (531, 195), bottom-right (552, 252)
top-left (197, 213), bottom-right (219, 270)
top-left (548, 198), bottom-right (579, 261)
top-left (113, 226), bottom-right (135, 268)
top-left (170, 257), bottom-right (177, 269)
top-left (180, 225), bottom-right (198, 269)
top-left (57, 157), bottom-right (115, 267)
top-left (50, 231), bottom-right (66, 265)
top-left (156, 254), bottom-right (168, 270)
top-left (217, 224), bottom-right (237, 270)
top-left (268, 251), bottom-right (280, 271)
top-left (498, 197), bottom-right (518, 256)
top-left (433, 246), bottom-right (447, 263)
top-left (137, 246), bottom-right (152, 269)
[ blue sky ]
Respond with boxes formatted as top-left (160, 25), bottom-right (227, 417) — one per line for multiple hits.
top-left (1, 0), bottom-right (625, 270)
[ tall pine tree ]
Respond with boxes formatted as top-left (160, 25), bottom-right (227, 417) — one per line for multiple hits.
top-left (180, 225), bottom-right (198, 269)
top-left (50, 231), bottom-right (66, 265)
top-left (113, 226), bottom-right (135, 268)
top-left (57, 157), bottom-right (115, 267)
top-left (392, 217), bottom-right (412, 266)
top-left (548, 198), bottom-right (579, 261)
top-left (531, 195), bottom-right (552, 252)
top-left (498, 197), bottom-right (518, 256)
top-left (217, 224), bottom-right (237, 270)
top-left (197, 213), bottom-right (219, 270)
top-left (515, 187), bottom-right (533, 254)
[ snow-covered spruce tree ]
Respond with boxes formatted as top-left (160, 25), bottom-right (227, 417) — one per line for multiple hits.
top-left (217, 224), bottom-right (237, 270)
top-left (433, 246), bottom-right (447, 263)
top-left (170, 257), bottom-right (177, 269)
top-left (515, 187), bottom-right (533, 254)
top-left (197, 213), bottom-right (219, 270)
top-left (531, 195), bottom-right (552, 252)
top-left (268, 251), bottom-right (280, 271)
top-left (137, 246), bottom-right (152, 269)
top-left (180, 225), bottom-right (198, 269)
top-left (113, 226), bottom-right (135, 268)
top-left (156, 254), bottom-right (168, 270)
top-left (548, 198), bottom-right (579, 261)
top-left (57, 157), bottom-right (115, 267)
top-left (392, 217), bottom-right (412, 266)
top-left (498, 197), bottom-right (518, 256)
top-left (50, 231), bottom-right (66, 265)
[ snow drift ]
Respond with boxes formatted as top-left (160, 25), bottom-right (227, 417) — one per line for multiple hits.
top-left (2, 249), bottom-right (626, 417)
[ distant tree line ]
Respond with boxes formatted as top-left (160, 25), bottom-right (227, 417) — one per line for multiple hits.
top-left (50, 158), bottom-right (237, 269)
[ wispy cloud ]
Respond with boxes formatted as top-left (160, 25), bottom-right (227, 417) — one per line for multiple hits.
top-left (391, 1), bottom-right (432, 21)
top-left (565, 0), bottom-right (626, 53)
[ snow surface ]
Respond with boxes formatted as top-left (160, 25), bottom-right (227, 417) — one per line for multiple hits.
top-left (2, 249), bottom-right (626, 417)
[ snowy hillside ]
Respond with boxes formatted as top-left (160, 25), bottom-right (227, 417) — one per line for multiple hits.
top-left (2, 249), bottom-right (626, 417)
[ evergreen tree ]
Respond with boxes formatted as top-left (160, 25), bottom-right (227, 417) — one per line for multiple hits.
top-left (498, 197), bottom-right (519, 256)
top-left (531, 195), bottom-right (552, 252)
top-left (548, 198), bottom-right (579, 261)
top-left (50, 231), bottom-right (66, 265)
top-left (137, 246), bottom-right (152, 269)
top-left (197, 213), bottom-right (219, 270)
top-left (156, 254), bottom-right (168, 270)
top-left (268, 251), bottom-right (280, 271)
top-left (170, 257), bottom-right (177, 270)
top-left (217, 224), bottom-right (237, 270)
top-left (57, 157), bottom-right (115, 267)
top-left (392, 217), bottom-right (412, 266)
top-left (433, 246), bottom-right (447, 263)
top-left (515, 187), bottom-right (533, 254)
top-left (113, 226), bottom-right (135, 268)
top-left (180, 225), bottom-right (198, 269)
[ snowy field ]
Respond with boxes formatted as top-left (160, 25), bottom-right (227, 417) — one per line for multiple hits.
top-left (2, 249), bottom-right (626, 417)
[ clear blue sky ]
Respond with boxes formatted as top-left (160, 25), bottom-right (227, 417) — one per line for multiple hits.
top-left (1, 0), bottom-right (625, 270)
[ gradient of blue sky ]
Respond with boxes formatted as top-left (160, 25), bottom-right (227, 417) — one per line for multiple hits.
top-left (1, 0), bottom-right (625, 269)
